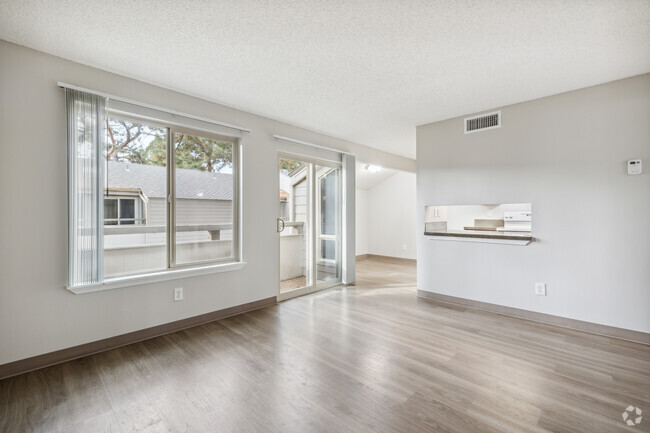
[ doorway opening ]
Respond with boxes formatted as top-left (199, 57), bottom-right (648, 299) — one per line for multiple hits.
top-left (278, 154), bottom-right (342, 300)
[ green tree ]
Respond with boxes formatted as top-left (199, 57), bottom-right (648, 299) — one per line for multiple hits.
top-left (106, 118), bottom-right (232, 172)
top-left (174, 134), bottom-right (232, 172)
top-left (145, 135), bottom-right (167, 166)
top-left (280, 159), bottom-right (301, 173)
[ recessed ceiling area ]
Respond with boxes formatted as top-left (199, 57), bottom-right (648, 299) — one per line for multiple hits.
top-left (1, 1), bottom-right (648, 159)
top-left (356, 161), bottom-right (399, 190)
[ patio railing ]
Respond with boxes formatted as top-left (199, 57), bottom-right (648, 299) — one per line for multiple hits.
top-left (103, 221), bottom-right (320, 282)
top-left (104, 224), bottom-right (232, 240)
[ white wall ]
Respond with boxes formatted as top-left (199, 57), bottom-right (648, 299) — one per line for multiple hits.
top-left (417, 74), bottom-right (650, 333)
top-left (355, 189), bottom-right (369, 256)
top-left (363, 172), bottom-right (417, 260)
top-left (0, 40), bottom-right (415, 365)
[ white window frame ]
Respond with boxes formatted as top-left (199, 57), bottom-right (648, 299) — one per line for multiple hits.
top-left (168, 125), bottom-right (241, 269)
top-left (67, 110), bottom-right (244, 293)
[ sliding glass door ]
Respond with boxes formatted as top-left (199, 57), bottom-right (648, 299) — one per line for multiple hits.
top-left (278, 157), bottom-right (312, 294)
top-left (316, 165), bottom-right (341, 284)
top-left (278, 155), bottom-right (341, 300)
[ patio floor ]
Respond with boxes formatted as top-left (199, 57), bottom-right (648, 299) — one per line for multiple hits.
top-left (280, 276), bottom-right (307, 292)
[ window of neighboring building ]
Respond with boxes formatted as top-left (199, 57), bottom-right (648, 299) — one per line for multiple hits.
top-left (279, 199), bottom-right (290, 219)
top-left (104, 197), bottom-right (143, 225)
top-left (104, 198), bottom-right (118, 225)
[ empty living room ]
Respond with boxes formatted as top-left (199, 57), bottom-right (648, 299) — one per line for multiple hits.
top-left (0, 1), bottom-right (648, 432)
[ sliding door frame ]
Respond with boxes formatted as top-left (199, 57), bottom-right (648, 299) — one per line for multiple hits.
top-left (314, 164), bottom-right (343, 290)
top-left (277, 151), bottom-right (342, 301)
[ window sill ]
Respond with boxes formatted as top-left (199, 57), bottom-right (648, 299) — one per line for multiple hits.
top-left (66, 261), bottom-right (247, 294)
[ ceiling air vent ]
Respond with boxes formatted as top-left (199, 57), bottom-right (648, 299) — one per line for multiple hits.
top-left (464, 111), bottom-right (501, 134)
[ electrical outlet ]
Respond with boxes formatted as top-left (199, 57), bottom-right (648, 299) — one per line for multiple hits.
top-left (535, 282), bottom-right (546, 296)
top-left (173, 287), bottom-right (184, 301)
top-left (402, 244), bottom-right (407, 251)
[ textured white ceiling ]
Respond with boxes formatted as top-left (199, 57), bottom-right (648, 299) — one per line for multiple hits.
top-left (1, 1), bottom-right (649, 158)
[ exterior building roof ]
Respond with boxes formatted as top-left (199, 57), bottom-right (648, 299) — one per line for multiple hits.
top-left (287, 163), bottom-right (308, 178)
top-left (106, 161), bottom-right (232, 200)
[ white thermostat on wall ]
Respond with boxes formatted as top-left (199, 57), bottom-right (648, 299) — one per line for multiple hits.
top-left (627, 159), bottom-right (642, 175)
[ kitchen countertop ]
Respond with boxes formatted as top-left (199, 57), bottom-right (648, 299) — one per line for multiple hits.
top-left (424, 229), bottom-right (532, 241)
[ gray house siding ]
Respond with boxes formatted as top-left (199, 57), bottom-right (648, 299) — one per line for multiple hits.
top-left (294, 178), bottom-right (307, 224)
top-left (175, 199), bottom-right (233, 242)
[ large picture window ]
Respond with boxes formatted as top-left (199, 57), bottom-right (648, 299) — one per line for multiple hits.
top-left (104, 117), bottom-right (239, 278)
top-left (67, 88), bottom-right (240, 287)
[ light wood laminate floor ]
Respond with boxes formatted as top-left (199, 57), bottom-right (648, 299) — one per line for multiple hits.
top-left (1, 258), bottom-right (649, 432)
